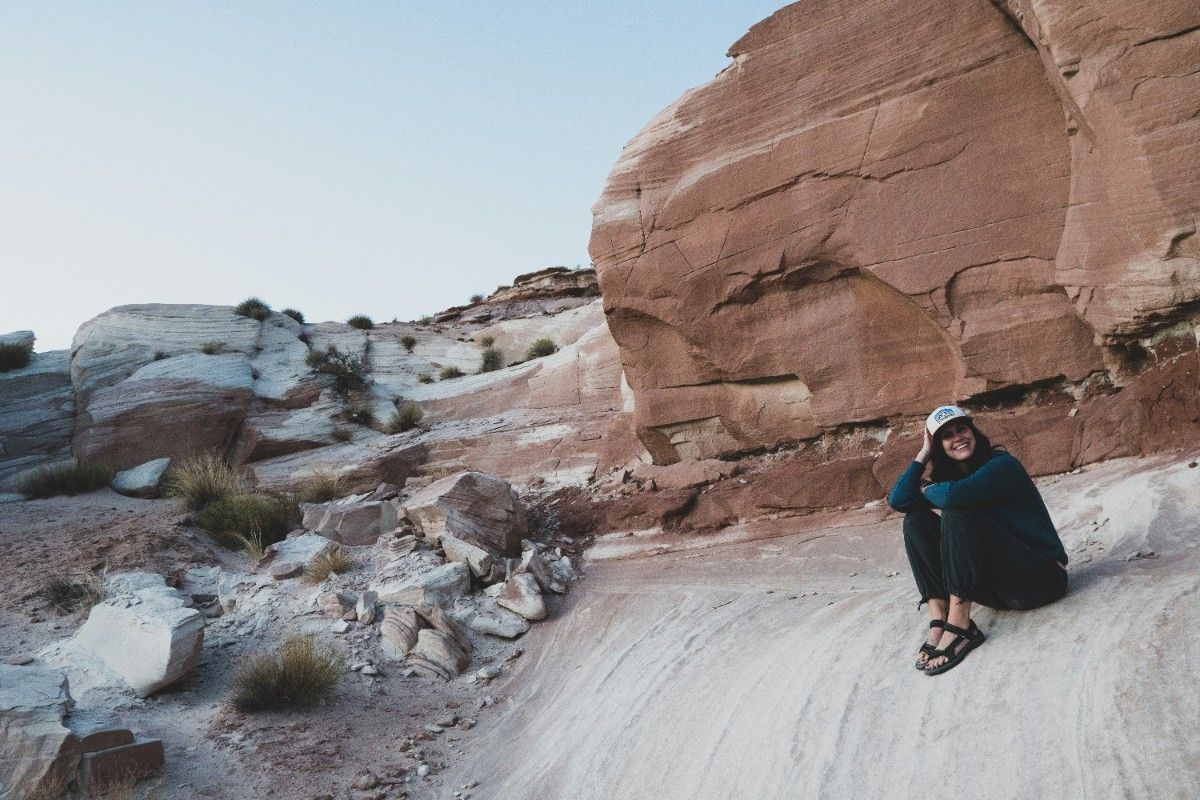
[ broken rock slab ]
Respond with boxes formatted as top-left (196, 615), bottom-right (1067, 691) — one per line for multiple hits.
top-left (442, 533), bottom-right (494, 578)
top-left (402, 471), bottom-right (527, 557)
top-left (110, 457), bottom-right (171, 499)
top-left (77, 736), bottom-right (164, 795)
top-left (75, 585), bottom-right (204, 697)
top-left (374, 562), bottom-right (470, 608)
top-left (380, 606), bottom-right (422, 661)
top-left (631, 458), bottom-right (737, 491)
top-left (262, 532), bottom-right (336, 572)
top-left (302, 498), bottom-right (400, 546)
top-left (496, 573), bottom-right (547, 622)
top-left (0, 665), bottom-right (80, 800)
top-left (407, 629), bottom-right (469, 681)
top-left (460, 599), bottom-right (531, 640)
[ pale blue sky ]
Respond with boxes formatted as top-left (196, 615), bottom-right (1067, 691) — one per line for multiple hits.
top-left (0, 2), bottom-right (783, 350)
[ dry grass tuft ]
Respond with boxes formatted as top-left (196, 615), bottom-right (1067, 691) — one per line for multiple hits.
top-left (477, 335), bottom-right (495, 348)
top-left (330, 426), bottom-right (354, 443)
top-left (439, 365), bottom-right (465, 380)
top-left (295, 469), bottom-right (345, 504)
top-left (20, 462), bottom-right (113, 499)
top-left (37, 572), bottom-right (104, 615)
top-left (165, 453), bottom-right (243, 511)
top-left (303, 548), bottom-right (353, 584)
top-left (526, 337), bottom-right (558, 359)
top-left (230, 634), bottom-right (345, 712)
top-left (385, 401), bottom-right (423, 434)
top-left (195, 494), bottom-right (297, 552)
top-left (281, 308), bottom-right (305, 324)
top-left (401, 334), bottom-right (417, 352)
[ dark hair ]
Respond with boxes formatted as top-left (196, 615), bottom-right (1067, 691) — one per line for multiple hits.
top-left (928, 418), bottom-right (997, 482)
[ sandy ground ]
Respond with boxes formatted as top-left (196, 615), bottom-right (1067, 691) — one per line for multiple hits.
top-left (3, 453), bottom-right (1197, 799)
top-left (436, 453), bottom-right (1200, 800)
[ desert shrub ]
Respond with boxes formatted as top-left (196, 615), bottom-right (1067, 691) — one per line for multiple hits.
top-left (153, 350), bottom-right (168, 361)
top-left (418, 374), bottom-right (434, 384)
top-left (346, 314), bottom-right (374, 330)
top-left (200, 341), bottom-right (223, 355)
top-left (479, 347), bottom-right (503, 373)
top-left (20, 462), bottom-right (113, 499)
top-left (295, 469), bottom-right (345, 504)
top-left (303, 548), bottom-right (353, 584)
top-left (281, 308), bottom-right (305, 324)
top-left (401, 335), bottom-right (417, 352)
top-left (330, 426), bottom-right (353, 443)
top-left (305, 345), bottom-right (370, 395)
top-left (195, 493), bottom-right (297, 551)
top-left (386, 401), bottom-right (423, 433)
top-left (470, 293), bottom-right (484, 303)
top-left (165, 453), bottom-right (243, 511)
top-left (439, 365), bottom-right (465, 380)
top-left (341, 393), bottom-right (375, 426)
top-left (230, 634), bottom-right (345, 712)
top-left (527, 337), bottom-right (558, 359)
top-left (235, 297), bottom-right (272, 322)
top-left (418, 315), bottom-right (432, 325)
top-left (478, 335), bottom-right (495, 348)
top-left (37, 573), bottom-right (103, 615)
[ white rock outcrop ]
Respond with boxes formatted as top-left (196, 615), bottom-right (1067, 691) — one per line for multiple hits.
top-left (495, 573), bottom-right (547, 622)
top-left (110, 457), bottom-right (171, 498)
top-left (75, 582), bottom-right (204, 697)
top-left (374, 562), bottom-right (471, 608)
top-left (0, 347), bottom-right (75, 491)
top-left (0, 665), bottom-right (80, 800)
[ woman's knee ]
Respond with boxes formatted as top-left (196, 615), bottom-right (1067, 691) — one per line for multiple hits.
top-left (903, 508), bottom-right (940, 541)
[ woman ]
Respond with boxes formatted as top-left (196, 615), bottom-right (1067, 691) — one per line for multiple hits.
top-left (887, 405), bottom-right (1068, 675)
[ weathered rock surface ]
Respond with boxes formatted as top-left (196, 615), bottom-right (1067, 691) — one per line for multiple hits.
top-left (110, 457), bottom-right (171, 498)
top-left (0, 666), bottom-right (80, 800)
top-left (374, 562), bottom-right (471, 608)
top-left (495, 573), bottom-right (547, 622)
top-left (262, 532), bottom-right (336, 572)
top-left (590, 0), bottom-right (1200, 463)
top-left (75, 583), bottom-right (204, 696)
top-left (0, 348), bottom-right (75, 491)
top-left (441, 534), bottom-right (495, 578)
top-left (403, 471), bottom-right (528, 557)
top-left (302, 498), bottom-right (400, 546)
top-left (379, 606), bottom-right (422, 660)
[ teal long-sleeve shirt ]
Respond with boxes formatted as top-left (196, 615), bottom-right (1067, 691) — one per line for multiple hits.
top-left (887, 450), bottom-right (1068, 565)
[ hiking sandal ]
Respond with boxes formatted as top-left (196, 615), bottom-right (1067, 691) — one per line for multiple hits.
top-left (923, 620), bottom-right (986, 676)
top-left (915, 619), bottom-right (946, 670)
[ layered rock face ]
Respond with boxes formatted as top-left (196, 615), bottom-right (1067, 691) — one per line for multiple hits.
top-left (590, 0), bottom-right (1200, 462)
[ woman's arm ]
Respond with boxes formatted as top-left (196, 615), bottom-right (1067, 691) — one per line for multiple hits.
top-left (887, 429), bottom-right (934, 512)
top-left (922, 452), bottom-right (1025, 508)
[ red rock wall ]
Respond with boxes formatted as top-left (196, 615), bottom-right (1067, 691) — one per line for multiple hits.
top-left (590, 0), bottom-right (1200, 463)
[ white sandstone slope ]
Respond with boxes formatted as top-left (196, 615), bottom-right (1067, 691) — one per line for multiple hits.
top-left (435, 454), bottom-right (1200, 800)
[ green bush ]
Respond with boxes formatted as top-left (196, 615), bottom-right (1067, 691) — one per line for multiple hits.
top-left (165, 453), bottom-right (243, 511)
top-left (281, 308), bottom-right (305, 324)
top-left (386, 401), bottom-right (423, 433)
top-left (479, 347), bottom-right (504, 373)
top-left (346, 314), bottom-right (374, 330)
top-left (478, 335), bottom-right (495, 348)
top-left (230, 634), bottom-right (345, 712)
top-left (418, 374), bottom-right (434, 384)
top-left (527, 337), bottom-right (558, 359)
top-left (470, 293), bottom-right (484, 303)
top-left (305, 345), bottom-right (370, 395)
top-left (341, 394), bottom-right (375, 426)
top-left (195, 493), bottom-right (297, 550)
top-left (401, 335), bottom-right (417, 352)
top-left (418, 316), bottom-right (432, 325)
top-left (235, 297), bottom-right (272, 322)
top-left (439, 365), bottom-right (465, 380)
top-left (20, 462), bottom-right (113, 499)
top-left (0, 342), bottom-right (33, 372)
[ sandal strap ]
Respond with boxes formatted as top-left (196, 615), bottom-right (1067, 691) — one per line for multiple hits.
top-left (928, 620), bottom-right (946, 630)
top-left (919, 643), bottom-right (938, 655)
top-left (931, 634), bottom-right (967, 657)
top-left (940, 621), bottom-right (975, 638)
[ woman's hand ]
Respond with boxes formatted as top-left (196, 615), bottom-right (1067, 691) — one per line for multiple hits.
top-left (916, 428), bottom-right (933, 465)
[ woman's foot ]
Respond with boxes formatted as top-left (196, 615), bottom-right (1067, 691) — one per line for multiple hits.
top-left (915, 620), bottom-right (945, 669)
top-left (923, 619), bottom-right (985, 674)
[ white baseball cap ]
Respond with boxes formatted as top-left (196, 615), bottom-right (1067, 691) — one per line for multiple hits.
top-left (925, 405), bottom-right (970, 436)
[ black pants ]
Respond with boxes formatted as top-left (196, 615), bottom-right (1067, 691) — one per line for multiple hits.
top-left (903, 507), bottom-right (1067, 610)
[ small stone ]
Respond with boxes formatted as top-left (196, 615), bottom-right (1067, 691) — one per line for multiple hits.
top-left (417, 763), bottom-right (431, 778)
top-left (269, 561), bottom-right (303, 580)
top-left (5, 654), bottom-right (34, 666)
top-left (477, 665), bottom-right (500, 681)
top-left (361, 664), bottom-right (380, 676)
top-left (422, 724), bottom-right (443, 734)
top-left (353, 772), bottom-right (379, 790)
top-left (342, 609), bottom-right (358, 622)
top-left (505, 648), bottom-right (523, 661)
top-left (459, 718), bottom-right (476, 730)
top-left (332, 620), bottom-right (352, 634)
top-left (1188, 461), bottom-right (1197, 468)
top-left (435, 714), bottom-right (457, 727)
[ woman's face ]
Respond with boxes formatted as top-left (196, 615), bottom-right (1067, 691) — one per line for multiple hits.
top-left (939, 419), bottom-right (976, 462)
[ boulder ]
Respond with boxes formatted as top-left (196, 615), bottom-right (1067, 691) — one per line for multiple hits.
top-left (402, 471), bottom-right (528, 557)
top-left (380, 606), bottom-right (422, 661)
top-left (302, 498), bottom-right (400, 546)
top-left (74, 585), bottom-right (204, 696)
top-left (441, 534), bottom-right (495, 578)
top-left (318, 591), bottom-right (356, 618)
top-left (588, 0), bottom-right (1199, 462)
top-left (461, 600), bottom-right (531, 640)
top-left (356, 591), bottom-right (379, 626)
top-left (374, 562), bottom-right (470, 608)
top-left (515, 549), bottom-right (553, 593)
top-left (496, 573), bottom-right (547, 622)
top-left (407, 629), bottom-right (469, 681)
top-left (0, 349), bottom-right (75, 492)
top-left (110, 457), bottom-right (171, 499)
top-left (0, 666), bottom-right (80, 800)
top-left (262, 532), bottom-right (336, 571)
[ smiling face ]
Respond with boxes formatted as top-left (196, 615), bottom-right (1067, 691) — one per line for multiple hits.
top-left (938, 419), bottom-right (976, 462)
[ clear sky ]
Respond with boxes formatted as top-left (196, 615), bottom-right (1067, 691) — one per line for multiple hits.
top-left (0, 2), bottom-right (784, 350)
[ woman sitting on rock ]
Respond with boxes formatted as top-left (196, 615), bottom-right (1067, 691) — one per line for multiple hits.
top-left (887, 405), bottom-right (1069, 675)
